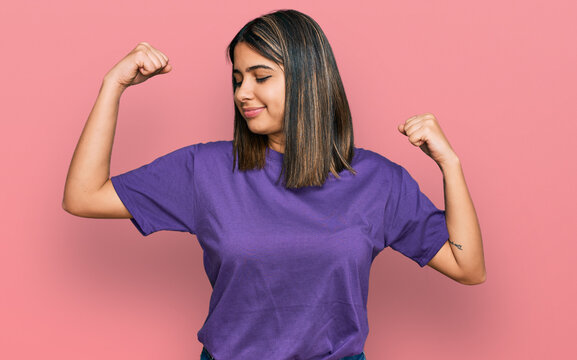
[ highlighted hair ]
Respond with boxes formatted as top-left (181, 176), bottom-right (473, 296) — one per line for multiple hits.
top-left (227, 9), bottom-right (356, 189)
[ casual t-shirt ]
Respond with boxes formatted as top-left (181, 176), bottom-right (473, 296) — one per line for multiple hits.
top-left (110, 140), bottom-right (449, 360)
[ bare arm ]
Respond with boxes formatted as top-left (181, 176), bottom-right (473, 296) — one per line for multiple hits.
top-left (62, 79), bottom-right (130, 218)
top-left (428, 156), bottom-right (486, 285)
top-left (62, 42), bottom-right (171, 218)
top-left (398, 113), bottom-right (486, 285)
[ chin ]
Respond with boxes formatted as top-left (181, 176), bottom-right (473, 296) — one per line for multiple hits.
top-left (246, 127), bottom-right (265, 135)
top-left (246, 124), bottom-right (272, 135)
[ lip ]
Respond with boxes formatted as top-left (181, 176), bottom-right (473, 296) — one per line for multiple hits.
top-left (242, 106), bottom-right (265, 118)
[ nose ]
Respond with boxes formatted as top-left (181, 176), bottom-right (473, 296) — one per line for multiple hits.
top-left (234, 79), bottom-right (254, 103)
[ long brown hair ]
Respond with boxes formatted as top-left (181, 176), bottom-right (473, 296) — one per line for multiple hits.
top-left (227, 9), bottom-right (356, 189)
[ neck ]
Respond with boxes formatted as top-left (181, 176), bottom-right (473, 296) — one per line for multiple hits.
top-left (267, 136), bottom-right (285, 154)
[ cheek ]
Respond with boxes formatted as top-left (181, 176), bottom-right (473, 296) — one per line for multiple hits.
top-left (276, 83), bottom-right (285, 116)
top-left (265, 87), bottom-right (285, 116)
top-left (276, 92), bottom-right (285, 120)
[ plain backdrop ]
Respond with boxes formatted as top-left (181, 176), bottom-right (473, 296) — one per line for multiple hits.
top-left (1, 0), bottom-right (575, 359)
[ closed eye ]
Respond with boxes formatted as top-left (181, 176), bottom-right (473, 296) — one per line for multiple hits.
top-left (233, 75), bottom-right (272, 88)
top-left (256, 75), bottom-right (271, 83)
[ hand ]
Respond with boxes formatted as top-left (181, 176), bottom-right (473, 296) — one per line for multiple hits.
top-left (103, 42), bottom-right (172, 89)
top-left (397, 113), bottom-right (458, 168)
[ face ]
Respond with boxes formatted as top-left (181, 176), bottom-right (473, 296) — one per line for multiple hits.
top-left (233, 42), bottom-right (286, 150)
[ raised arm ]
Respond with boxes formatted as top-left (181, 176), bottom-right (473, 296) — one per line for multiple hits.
top-left (62, 42), bottom-right (172, 218)
top-left (398, 113), bottom-right (486, 285)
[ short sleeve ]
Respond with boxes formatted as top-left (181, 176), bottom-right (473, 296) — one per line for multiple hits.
top-left (383, 166), bottom-right (449, 267)
top-left (110, 145), bottom-right (198, 236)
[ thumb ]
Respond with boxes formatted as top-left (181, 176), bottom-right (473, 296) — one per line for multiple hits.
top-left (397, 123), bottom-right (406, 134)
top-left (159, 63), bottom-right (172, 74)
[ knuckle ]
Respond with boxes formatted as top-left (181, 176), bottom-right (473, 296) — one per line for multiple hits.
top-left (136, 43), bottom-right (153, 54)
top-left (134, 47), bottom-right (149, 57)
top-left (134, 50), bottom-right (148, 61)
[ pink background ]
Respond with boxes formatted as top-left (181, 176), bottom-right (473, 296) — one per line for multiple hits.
top-left (1, 0), bottom-right (575, 359)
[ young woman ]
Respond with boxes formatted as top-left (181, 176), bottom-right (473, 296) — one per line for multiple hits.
top-left (63, 9), bottom-right (485, 360)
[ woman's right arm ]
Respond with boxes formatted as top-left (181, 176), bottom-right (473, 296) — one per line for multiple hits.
top-left (62, 42), bottom-right (171, 218)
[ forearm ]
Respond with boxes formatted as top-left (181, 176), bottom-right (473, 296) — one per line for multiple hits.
top-left (440, 156), bottom-right (486, 283)
top-left (63, 79), bottom-right (126, 209)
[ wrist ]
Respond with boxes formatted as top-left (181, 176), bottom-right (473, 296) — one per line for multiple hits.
top-left (438, 154), bottom-right (461, 173)
top-left (102, 75), bottom-right (128, 94)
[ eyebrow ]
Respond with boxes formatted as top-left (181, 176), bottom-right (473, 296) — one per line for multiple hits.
top-left (232, 64), bottom-right (275, 74)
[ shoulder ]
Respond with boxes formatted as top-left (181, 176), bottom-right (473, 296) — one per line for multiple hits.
top-left (194, 140), bottom-right (233, 161)
top-left (353, 146), bottom-right (405, 178)
top-left (354, 147), bottom-right (421, 198)
top-left (142, 141), bottom-right (232, 170)
top-left (195, 139), bottom-right (233, 151)
top-left (167, 140), bottom-right (233, 159)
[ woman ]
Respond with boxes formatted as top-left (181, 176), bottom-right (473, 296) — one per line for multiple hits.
top-left (63, 9), bottom-right (485, 360)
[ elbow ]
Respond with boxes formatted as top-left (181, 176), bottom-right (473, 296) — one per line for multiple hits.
top-left (62, 189), bottom-right (73, 214)
top-left (62, 197), bottom-right (83, 216)
top-left (458, 270), bottom-right (487, 286)
top-left (62, 194), bottom-right (74, 214)
top-left (62, 200), bottom-right (76, 215)
top-left (62, 188), bottom-right (85, 216)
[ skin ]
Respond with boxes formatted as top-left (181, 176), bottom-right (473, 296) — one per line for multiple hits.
top-left (231, 42), bottom-right (486, 284)
top-left (398, 114), bottom-right (486, 285)
top-left (62, 42), bottom-right (171, 218)
top-left (63, 41), bottom-right (486, 285)
top-left (232, 42), bottom-right (286, 153)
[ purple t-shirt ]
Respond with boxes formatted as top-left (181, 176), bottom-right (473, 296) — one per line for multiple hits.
top-left (110, 140), bottom-right (448, 360)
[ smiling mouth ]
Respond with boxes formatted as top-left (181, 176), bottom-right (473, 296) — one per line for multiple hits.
top-left (243, 107), bottom-right (265, 118)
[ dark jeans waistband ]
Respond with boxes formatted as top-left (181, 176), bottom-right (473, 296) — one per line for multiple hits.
top-left (201, 346), bottom-right (366, 360)
top-left (202, 346), bottom-right (215, 360)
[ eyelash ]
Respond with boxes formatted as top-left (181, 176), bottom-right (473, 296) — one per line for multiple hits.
top-left (233, 76), bottom-right (271, 87)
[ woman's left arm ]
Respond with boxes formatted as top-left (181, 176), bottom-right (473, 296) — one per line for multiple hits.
top-left (398, 113), bottom-right (486, 285)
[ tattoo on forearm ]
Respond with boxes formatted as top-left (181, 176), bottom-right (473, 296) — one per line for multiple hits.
top-left (449, 239), bottom-right (463, 250)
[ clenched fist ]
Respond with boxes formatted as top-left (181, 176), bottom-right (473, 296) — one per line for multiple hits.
top-left (104, 42), bottom-right (172, 89)
top-left (398, 113), bottom-right (458, 168)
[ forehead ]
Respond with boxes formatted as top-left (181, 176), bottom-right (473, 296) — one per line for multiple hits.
top-left (233, 42), bottom-right (282, 72)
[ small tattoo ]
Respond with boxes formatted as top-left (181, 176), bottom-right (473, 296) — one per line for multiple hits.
top-left (449, 239), bottom-right (463, 250)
